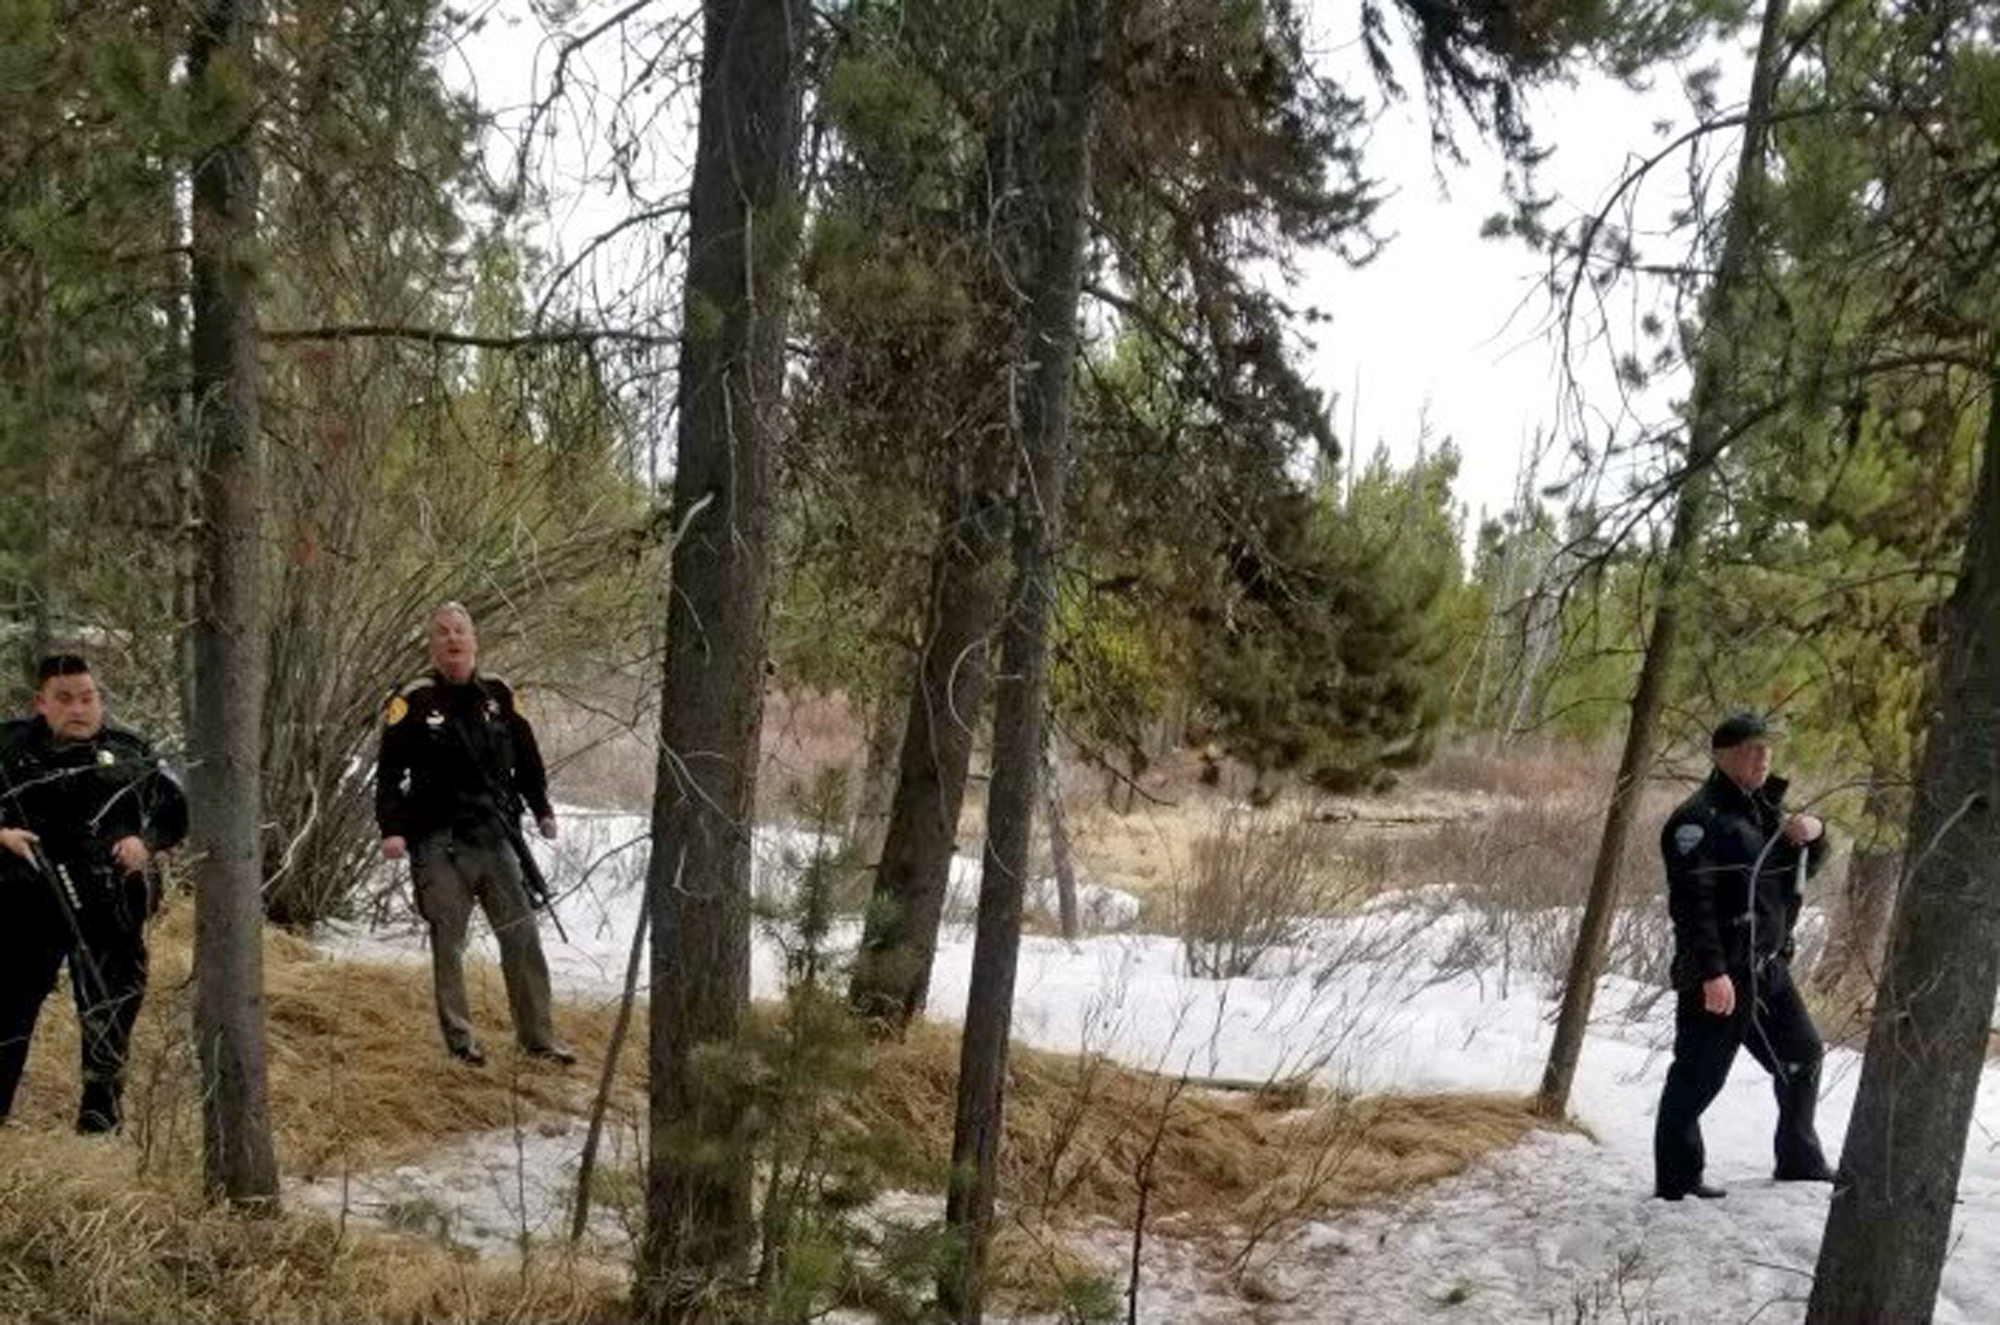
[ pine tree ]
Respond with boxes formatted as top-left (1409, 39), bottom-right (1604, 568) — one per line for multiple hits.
top-left (186, 0), bottom-right (281, 1208)
top-left (640, 0), bottom-right (810, 1316)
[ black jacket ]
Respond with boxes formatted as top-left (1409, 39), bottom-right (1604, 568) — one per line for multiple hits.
top-left (0, 717), bottom-right (188, 878)
top-left (1661, 769), bottom-right (1831, 987)
top-left (374, 672), bottom-right (552, 844)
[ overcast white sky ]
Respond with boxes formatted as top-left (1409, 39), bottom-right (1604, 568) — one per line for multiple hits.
top-left (1297, 7), bottom-right (1753, 527)
top-left (445, 1), bottom-right (1756, 524)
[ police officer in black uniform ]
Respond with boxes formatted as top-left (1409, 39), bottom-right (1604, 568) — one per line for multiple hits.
top-left (1654, 711), bottom-right (1836, 1199)
top-left (376, 603), bottom-right (573, 1067)
top-left (0, 654), bottom-right (187, 1132)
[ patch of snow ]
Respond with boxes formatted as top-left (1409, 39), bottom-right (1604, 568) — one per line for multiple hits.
top-left (314, 806), bottom-right (2000, 1323)
top-left (291, 1115), bottom-right (640, 1259)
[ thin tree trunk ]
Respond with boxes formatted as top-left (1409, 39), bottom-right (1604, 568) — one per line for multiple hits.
top-left (1535, 0), bottom-right (1790, 1119)
top-left (849, 681), bottom-right (906, 869)
top-left (639, 0), bottom-right (806, 1318)
top-left (573, 884), bottom-right (651, 1245)
top-left (846, 339), bottom-right (1012, 1034)
top-left (187, 0), bottom-right (279, 1208)
top-left (1806, 387), bottom-right (2000, 1325)
top-left (942, 0), bottom-right (1108, 1315)
top-left (0, 242), bottom-right (50, 703)
top-left (1044, 742), bottom-right (1079, 940)
top-left (1807, 772), bottom-right (1900, 1025)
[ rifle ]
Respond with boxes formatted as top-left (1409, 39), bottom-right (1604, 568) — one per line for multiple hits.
top-left (427, 696), bottom-right (571, 944)
top-left (501, 808), bottom-right (570, 945)
top-left (17, 837), bottom-right (118, 1055)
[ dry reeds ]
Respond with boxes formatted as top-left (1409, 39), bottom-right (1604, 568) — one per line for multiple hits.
top-left (0, 1133), bottom-right (624, 1324)
top-left (9, 905), bottom-right (646, 1178)
top-left (851, 1023), bottom-right (1554, 1231)
top-left (0, 890), bottom-right (1557, 1322)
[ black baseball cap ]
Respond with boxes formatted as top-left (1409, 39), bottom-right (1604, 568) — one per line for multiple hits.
top-left (1712, 711), bottom-right (1780, 750)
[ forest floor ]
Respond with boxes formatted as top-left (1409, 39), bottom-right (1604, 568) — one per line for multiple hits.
top-left (3, 730), bottom-right (1995, 1323)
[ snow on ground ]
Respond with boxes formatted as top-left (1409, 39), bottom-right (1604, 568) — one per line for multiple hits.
top-left (309, 806), bottom-right (2000, 1323)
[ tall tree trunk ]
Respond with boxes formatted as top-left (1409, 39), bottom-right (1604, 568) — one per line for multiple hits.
top-left (639, 0), bottom-right (806, 1318)
top-left (847, 462), bottom-right (1009, 1027)
top-left (849, 680), bottom-right (906, 869)
top-left (186, 0), bottom-right (279, 1209)
top-left (1806, 388), bottom-right (2000, 1325)
top-left (1535, 0), bottom-right (1790, 1118)
top-left (0, 240), bottom-right (51, 703)
top-left (1807, 771), bottom-right (1901, 1027)
top-left (942, 0), bottom-right (1108, 1315)
top-left (1044, 743), bottom-right (1080, 940)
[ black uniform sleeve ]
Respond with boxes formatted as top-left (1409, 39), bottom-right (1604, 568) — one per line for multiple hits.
top-left (141, 759), bottom-right (189, 853)
top-left (1664, 810), bottom-right (1729, 982)
top-left (95, 730), bottom-right (173, 850)
top-left (499, 683), bottom-right (553, 821)
top-left (0, 721), bottom-right (31, 830)
top-left (375, 692), bottom-right (417, 839)
top-left (1802, 826), bottom-right (1831, 879)
top-left (122, 735), bottom-right (189, 854)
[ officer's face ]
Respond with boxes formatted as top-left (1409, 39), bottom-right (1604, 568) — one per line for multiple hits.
top-left (35, 673), bottom-right (104, 742)
top-left (1716, 739), bottom-right (1772, 792)
top-left (429, 610), bottom-right (479, 682)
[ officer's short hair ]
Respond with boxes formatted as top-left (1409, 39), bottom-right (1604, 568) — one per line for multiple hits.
top-left (36, 654), bottom-right (91, 686)
top-left (430, 601), bottom-right (474, 628)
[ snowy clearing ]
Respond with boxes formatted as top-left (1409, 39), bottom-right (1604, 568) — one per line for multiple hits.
top-left (309, 807), bottom-right (2000, 1324)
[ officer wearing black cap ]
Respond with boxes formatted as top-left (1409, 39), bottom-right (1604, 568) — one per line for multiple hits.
top-left (1653, 711), bottom-right (1835, 1199)
top-left (0, 654), bottom-right (187, 1132)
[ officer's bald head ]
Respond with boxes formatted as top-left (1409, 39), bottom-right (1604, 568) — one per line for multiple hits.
top-left (428, 602), bottom-right (479, 683)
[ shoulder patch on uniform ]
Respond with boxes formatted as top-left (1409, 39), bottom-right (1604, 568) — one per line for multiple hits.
top-left (1673, 823), bottom-right (1705, 855)
top-left (385, 696), bottom-right (409, 726)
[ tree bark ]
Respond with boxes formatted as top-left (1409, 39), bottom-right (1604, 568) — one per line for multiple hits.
top-left (1807, 772), bottom-right (1901, 1026)
top-left (639, 0), bottom-right (807, 1318)
top-left (849, 681), bottom-right (906, 869)
top-left (1536, 0), bottom-right (1790, 1118)
top-left (847, 462), bottom-right (1009, 1027)
top-left (186, 0), bottom-right (280, 1209)
top-left (942, 0), bottom-right (1109, 1316)
top-left (0, 234), bottom-right (51, 703)
top-left (1806, 385), bottom-right (2000, 1325)
top-left (1044, 743), bottom-right (1080, 940)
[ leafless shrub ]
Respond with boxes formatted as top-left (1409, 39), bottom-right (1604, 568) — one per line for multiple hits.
top-left (1176, 812), bottom-right (1362, 979)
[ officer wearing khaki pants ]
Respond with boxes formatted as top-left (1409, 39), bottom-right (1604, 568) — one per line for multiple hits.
top-left (375, 603), bottom-right (574, 1067)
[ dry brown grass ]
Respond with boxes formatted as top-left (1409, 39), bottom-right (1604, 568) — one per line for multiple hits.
top-left (1046, 743), bottom-right (1632, 925)
top-left (853, 1023), bottom-right (1556, 1231)
top-left (528, 677), bottom-right (658, 812)
top-left (1417, 741), bottom-right (1617, 801)
top-left (528, 682), bottom-right (874, 818)
top-left (9, 914), bottom-right (1548, 1230)
top-left (0, 1133), bottom-right (625, 1324)
top-left (1, 883), bottom-right (1559, 1322)
top-left (10, 906), bottom-right (646, 1179)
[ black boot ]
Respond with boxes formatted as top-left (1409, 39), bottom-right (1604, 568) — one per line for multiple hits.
top-left (1773, 1057), bottom-right (1832, 1182)
top-left (1657, 1181), bottom-right (1728, 1201)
